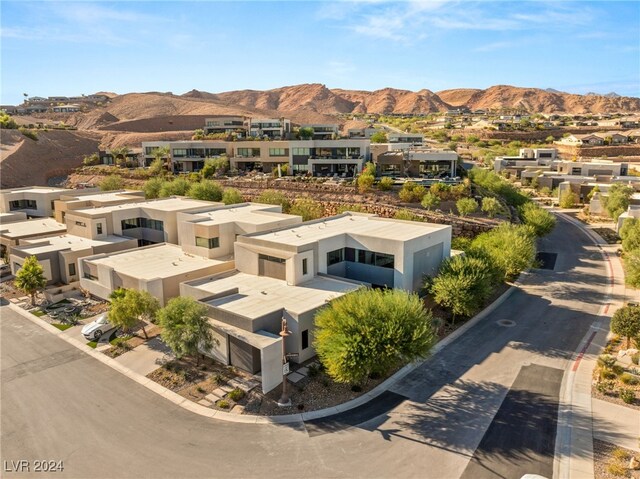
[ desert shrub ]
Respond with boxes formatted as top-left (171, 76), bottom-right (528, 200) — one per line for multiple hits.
top-left (357, 174), bottom-right (375, 193)
top-left (620, 372), bottom-right (639, 385)
top-left (143, 177), bottom-right (165, 199)
top-left (200, 156), bottom-right (229, 178)
top-left (600, 369), bottom-right (617, 380)
top-left (256, 190), bottom-right (291, 211)
top-left (611, 448), bottom-right (631, 461)
top-left (596, 380), bottom-right (616, 394)
top-left (19, 127), bottom-right (38, 140)
top-left (606, 462), bottom-right (627, 476)
top-left (221, 188), bottom-right (244, 205)
top-left (603, 183), bottom-right (634, 220)
top-left (307, 363), bottom-right (320, 378)
top-left (598, 354), bottom-right (617, 369)
top-left (559, 191), bottom-right (578, 208)
top-left (539, 186), bottom-right (552, 197)
top-left (188, 180), bottom-right (223, 202)
top-left (620, 218), bottom-right (640, 252)
top-left (623, 249), bottom-right (640, 287)
top-left (451, 237), bottom-right (473, 252)
top-left (99, 175), bottom-right (124, 191)
top-left (429, 182), bottom-right (452, 200)
top-left (394, 209), bottom-right (422, 222)
top-left (399, 182), bottom-right (426, 203)
top-left (83, 153), bottom-right (100, 166)
top-left (468, 168), bottom-right (528, 206)
top-left (456, 198), bottom-right (478, 217)
top-left (481, 197), bottom-right (501, 218)
top-left (519, 202), bottom-right (556, 237)
top-left (212, 374), bottom-right (226, 385)
top-left (289, 198), bottom-right (323, 221)
top-left (421, 192), bottom-right (440, 210)
top-left (619, 387), bottom-right (635, 404)
top-left (216, 399), bottom-right (231, 409)
top-left (378, 177), bottom-right (394, 191)
top-left (159, 177), bottom-right (191, 197)
top-left (631, 352), bottom-right (640, 365)
top-left (227, 388), bottom-right (245, 401)
top-left (336, 204), bottom-right (365, 213)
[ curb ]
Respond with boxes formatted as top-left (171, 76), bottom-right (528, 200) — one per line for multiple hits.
top-left (6, 275), bottom-right (522, 425)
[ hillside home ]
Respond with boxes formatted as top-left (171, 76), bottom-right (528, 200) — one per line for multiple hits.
top-left (0, 186), bottom-right (72, 217)
top-left (53, 189), bottom-right (146, 223)
top-left (203, 116), bottom-right (247, 136)
top-left (52, 104), bottom-right (80, 113)
top-left (375, 147), bottom-right (458, 178)
top-left (299, 124), bottom-right (339, 140)
top-left (245, 118), bottom-right (291, 139)
top-left (0, 218), bottom-right (67, 259)
top-left (388, 133), bottom-right (424, 144)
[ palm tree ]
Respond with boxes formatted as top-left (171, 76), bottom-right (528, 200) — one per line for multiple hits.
top-left (14, 256), bottom-right (47, 306)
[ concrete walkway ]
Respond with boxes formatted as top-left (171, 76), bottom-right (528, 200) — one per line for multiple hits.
top-left (592, 398), bottom-right (640, 452)
top-left (114, 336), bottom-right (174, 376)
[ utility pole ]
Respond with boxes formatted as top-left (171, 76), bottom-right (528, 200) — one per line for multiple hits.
top-left (277, 318), bottom-right (292, 407)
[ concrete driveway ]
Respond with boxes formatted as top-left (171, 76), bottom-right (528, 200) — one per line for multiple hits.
top-left (113, 336), bottom-right (174, 376)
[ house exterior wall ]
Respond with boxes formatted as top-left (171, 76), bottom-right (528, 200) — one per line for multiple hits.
top-left (0, 189), bottom-right (68, 217)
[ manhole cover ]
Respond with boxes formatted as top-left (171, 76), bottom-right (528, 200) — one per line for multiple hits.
top-left (536, 252), bottom-right (557, 270)
top-left (497, 319), bottom-right (516, 327)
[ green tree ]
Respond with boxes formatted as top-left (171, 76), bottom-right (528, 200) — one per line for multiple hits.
top-left (298, 127), bottom-right (314, 140)
top-left (14, 256), bottom-right (47, 306)
top-left (255, 189), bottom-right (291, 211)
top-left (620, 219), bottom-right (640, 252)
top-left (430, 255), bottom-right (493, 322)
top-left (188, 180), bottom-right (223, 202)
top-left (421, 192), bottom-right (440, 210)
top-left (456, 198), bottom-right (478, 217)
top-left (471, 223), bottom-right (536, 281)
top-left (314, 289), bottom-right (436, 385)
top-left (99, 175), bottom-right (124, 191)
top-left (369, 131), bottom-right (388, 143)
top-left (159, 177), bottom-right (191, 197)
top-left (519, 202), bottom-right (556, 237)
top-left (603, 184), bottom-right (634, 220)
top-left (110, 146), bottom-right (131, 168)
top-left (357, 173), bottom-right (375, 193)
top-left (378, 177), bottom-right (394, 191)
top-left (143, 177), bottom-right (165, 199)
top-left (399, 182), bottom-right (426, 203)
top-left (83, 153), bottom-right (100, 166)
top-left (289, 198), bottom-right (323, 221)
top-left (222, 188), bottom-right (244, 205)
top-left (559, 191), bottom-right (578, 209)
top-left (158, 297), bottom-right (214, 364)
top-left (148, 158), bottom-right (165, 177)
top-left (153, 146), bottom-right (171, 171)
top-left (200, 156), bottom-right (229, 179)
top-left (611, 305), bottom-right (640, 348)
top-left (481, 197), bottom-right (501, 218)
top-left (109, 289), bottom-right (160, 339)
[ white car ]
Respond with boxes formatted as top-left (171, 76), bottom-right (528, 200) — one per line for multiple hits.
top-left (81, 314), bottom-right (115, 340)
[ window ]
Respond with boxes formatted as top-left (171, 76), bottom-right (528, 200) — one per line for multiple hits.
top-left (121, 218), bottom-right (164, 231)
top-left (172, 148), bottom-right (187, 157)
top-left (269, 148), bottom-right (288, 157)
top-left (195, 236), bottom-right (220, 249)
top-left (96, 223), bottom-right (103, 235)
top-left (75, 220), bottom-right (86, 227)
top-left (9, 199), bottom-right (37, 211)
top-left (292, 147), bottom-right (310, 156)
top-left (68, 263), bottom-right (76, 276)
top-left (302, 258), bottom-right (308, 275)
top-left (327, 249), bottom-right (344, 266)
top-left (301, 330), bottom-right (309, 350)
top-left (259, 254), bottom-right (285, 264)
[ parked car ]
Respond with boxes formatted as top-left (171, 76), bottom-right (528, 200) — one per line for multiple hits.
top-left (81, 314), bottom-right (115, 340)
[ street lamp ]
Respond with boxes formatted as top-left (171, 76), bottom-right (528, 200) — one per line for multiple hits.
top-left (277, 318), bottom-right (292, 407)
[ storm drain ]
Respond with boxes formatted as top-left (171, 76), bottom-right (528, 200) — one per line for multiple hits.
top-left (536, 252), bottom-right (558, 270)
top-left (497, 319), bottom-right (516, 327)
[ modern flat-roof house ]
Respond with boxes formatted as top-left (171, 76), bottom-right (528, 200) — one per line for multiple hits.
top-left (64, 197), bottom-right (222, 246)
top-left (79, 243), bottom-right (235, 305)
top-left (0, 217), bottom-right (67, 258)
top-left (245, 118), bottom-right (291, 139)
top-left (0, 212), bottom-right (28, 224)
top-left (51, 104), bottom-right (80, 113)
top-left (374, 147), bottom-right (458, 178)
top-left (388, 132), bottom-right (424, 144)
top-left (179, 212), bottom-right (452, 393)
top-left (0, 186), bottom-right (72, 217)
top-left (494, 149), bottom-right (559, 178)
top-left (556, 160), bottom-right (627, 177)
top-left (203, 116), bottom-right (247, 136)
top-left (10, 234), bottom-right (138, 284)
top-left (53, 189), bottom-right (146, 223)
top-left (300, 124), bottom-right (339, 140)
top-left (177, 203), bottom-right (302, 259)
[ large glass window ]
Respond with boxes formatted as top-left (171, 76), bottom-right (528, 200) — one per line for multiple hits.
top-left (195, 236), bottom-right (220, 249)
top-left (259, 254), bottom-right (285, 264)
top-left (269, 148), bottom-right (288, 157)
top-left (329, 247), bottom-right (394, 268)
top-left (9, 199), bottom-right (37, 210)
top-left (237, 148), bottom-right (260, 158)
top-left (327, 249), bottom-right (344, 266)
top-left (121, 217), bottom-right (164, 231)
top-left (292, 147), bottom-right (310, 156)
top-left (172, 149), bottom-right (187, 157)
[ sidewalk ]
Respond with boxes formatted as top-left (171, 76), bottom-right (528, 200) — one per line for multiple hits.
top-left (554, 211), bottom-right (629, 479)
top-left (114, 336), bottom-right (174, 376)
top-left (592, 398), bottom-right (640, 452)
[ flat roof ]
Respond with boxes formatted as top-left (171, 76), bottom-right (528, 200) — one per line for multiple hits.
top-left (244, 213), bottom-right (449, 247)
top-left (191, 270), bottom-right (359, 317)
top-left (188, 203), bottom-right (300, 227)
top-left (73, 197), bottom-right (220, 216)
top-left (1, 186), bottom-right (69, 194)
top-left (86, 243), bottom-right (230, 280)
top-left (0, 218), bottom-right (66, 239)
top-left (15, 234), bottom-right (132, 255)
top-left (60, 190), bottom-right (144, 203)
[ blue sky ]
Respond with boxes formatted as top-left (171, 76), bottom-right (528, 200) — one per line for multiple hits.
top-left (1, 1), bottom-right (639, 104)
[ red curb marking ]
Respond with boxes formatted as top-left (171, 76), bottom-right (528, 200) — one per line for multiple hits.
top-left (572, 331), bottom-right (597, 372)
top-left (604, 303), bottom-right (610, 314)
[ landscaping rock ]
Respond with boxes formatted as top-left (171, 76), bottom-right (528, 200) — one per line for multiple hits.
top-left (197, 399), bottom-right (212, 407)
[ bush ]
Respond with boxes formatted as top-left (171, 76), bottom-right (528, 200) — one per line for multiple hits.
top-left (394, 209), bottom-right (422, 222)
top-left (307, 363), bottom-right (320, 378)
top-left (471, 223), bottom-right (536, 281)
top-left (200, 157), bottom-right (229, 179)
top-left (519, 203), bottom-right (556, 237)
top-left (559, 190), bottom-right (578, 208)
top-left (289, 198), bottom-right (323, 221)
top-left (620, 373), bottom-right (639, 385)
top-left (603, 183), bottom-right (634, 220)
top-left (378, 177), bottom-right (394, 191)
top-left (623, 249), bottom-right (640, 287)
top-left (227, 388), bottom-right (245, 401)
top-left (399, 183), bottom-right (426, 203)
top-left (99, 175), bottom-right (124, 191)
top-left (597, 354), bottom-right (617, 369)
top-left (0, 112), bottom-right (18, 129)
top-left (620, 218), bottom-right (640, 252)
top-left (611, 448), bottom-right (631, 461)
top-left (143, 177), bottom-right (164, 199)
top-left (611, 305), bottom-right (640, 348)
top-left (83, 153), bottom-right (100, 166)
top-left (19, 127), bottom-right (38, 140)
top-left (619, 387), bottom-right (635, 404)
top-left (188, 180), bottom-right (223, 202)
top-left (539, 187), bottom-right (552, 197)
top-left (149, 158), bottom-right (165, 176)
top-left (631, 352), bottom-right (639, 365)
top-left (430, 255), bottom-right (494, 319)
top-left (256, 190), bottom-right (291, 211)
top-left (606, 462), bottom-right (627, 476)
top-left (468, 168), bottom-right (528, 206)
top-left (481, 197), bottom-right (501, 218)
top-left (429, 182), bottom-right (452, 200)
top-left (596, 379), bottom-right (616, 394)
top-left (314, 288), bottom-right (436, 385)
top-left (216, 399), bottom-right (231, 409)
top-left (456, 198), bottom-right (478, 217)
top-left (336, 204), bottom-right (365, 214)
top-left (357, 174), bottom-right (375, 193)
top-left (221, 188), bottom-right (244, 205)
top-left (421, 192), bottom-right (440, 210)
top-left (159, 177), bottom-right (191, 197)
top-left (600, 369), bottom-right (617, 380)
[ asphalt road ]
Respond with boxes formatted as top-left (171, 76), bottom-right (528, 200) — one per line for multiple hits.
top-left (1, 214), bottom-right (608, 479)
